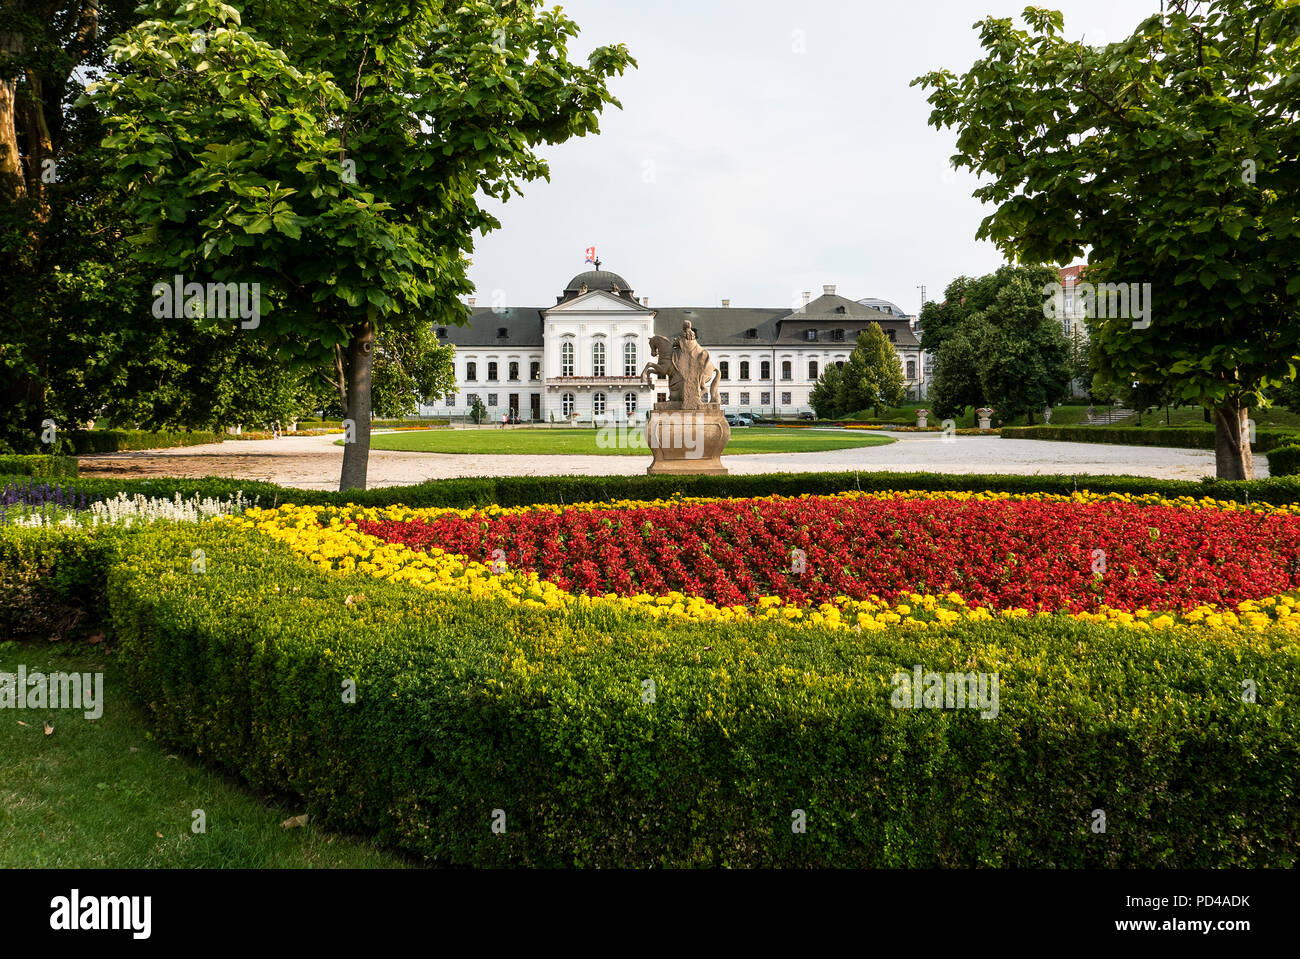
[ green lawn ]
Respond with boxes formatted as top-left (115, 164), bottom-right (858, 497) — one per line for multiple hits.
top-left (0, 639), bottom-right (411, 868)
top-left (363, 426), bottom-right (895, 455)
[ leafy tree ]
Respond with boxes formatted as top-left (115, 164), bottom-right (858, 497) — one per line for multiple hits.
top-left (930, 331), bottom-right (984, 420)
top-left (314, 324), bottom-right (457, 419)
top-left (808, 361), bottom-right (845, 419)
top-left (89, 0), bottom-right (633, 489)
top-left (840, 324), bottom-right (907, 417)
top-left (915, 1), bottom-right (1300, 478)
top-left (970, 272), bottom-right (1071, 424)
top-left (468, 394), bottom-right (486, 425)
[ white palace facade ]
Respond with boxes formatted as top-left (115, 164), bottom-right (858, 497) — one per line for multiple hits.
top-left (420, 268), bottom-right (923, 423)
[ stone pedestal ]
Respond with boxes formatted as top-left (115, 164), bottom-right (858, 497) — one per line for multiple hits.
top-left (646, 403), bottom-right (730, 475)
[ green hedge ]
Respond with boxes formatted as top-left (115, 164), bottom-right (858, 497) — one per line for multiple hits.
top-left (65, 430), bottom-right (224, 453)
top-left (296, 418), bottom-right (450, 429)
top-left (0, 526), bottom-right (114, 639)
top-left (1001, 424), bottom-right (1298, 453)
top-left (0, 454), bottom-right (79, 478)
top-left (100, 523), bottom-right (1299, 866)
top-left (11, 470), bottom-right (1300, 510)
top-left (1268, 445), bottom-right (1300, 477)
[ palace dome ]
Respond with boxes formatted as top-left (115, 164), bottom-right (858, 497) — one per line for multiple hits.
top-left (564, 270), bottom-right (632, 294)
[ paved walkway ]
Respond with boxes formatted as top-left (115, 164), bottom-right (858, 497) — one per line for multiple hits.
top-left (74, 431), bottom-right (1244, 490)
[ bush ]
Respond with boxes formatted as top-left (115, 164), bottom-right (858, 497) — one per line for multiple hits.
top-left (103, 522), bottom-right (1300, 867)
top-left (1001, 424), bottom-right (1297, 453)
top-left (12, 470), bottom-right (1300, 510)
top-left (1268, 445), bottom-right (1300, 477)
top-left (0, 525), bottom-right (115, 639)
top-left (0, 454), bottom-right (79, 478)
top-left (64, 430), bottom-right (223, 453)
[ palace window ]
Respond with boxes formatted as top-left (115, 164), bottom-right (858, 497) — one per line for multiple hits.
top-left (760, 360), bottom-right (771, 380)
top-left (906, 360), bottom-right (916, 379)
top-left (745, 328), bottom-right (758, 339)
top-left (508, 361), bottom-right (519, 381)
top-left (831, 329), bottom-right (845, 342)
top-left (465, 361), bottom-right (477, 381)
top-left (809, 360), bottom-right (818, 379)
top-left (487, 394), bottom-right (498, 407)
top-left (562, 392), bottom-right (575, 417)
top-left (487, 361), bottom-right (498, 381)
top-left (719, 361), bottom-right (730, 381)
top-left (761, 392), bottom-right (771, 406)
top-left (739, 392), bottom-right (750, 405)
top-left (530, 361), bottom-right (541, 381)
top-left (781, 392), bottom-right (791, 406)
top-left (593, 340), bottom-right (606, 377)
top-left (719, 392), bottom-right (730, 405)
top-left (497, 327), bottom-right (508, 338)
top-left (445, 393), bottom-right (455, 406)
top-left (592, 392), bottom-right (606, 416)
top-left (887, 329), bottom-right (896, 342)
top-left (624, 392), bottom-right (638, 416)
top-left (781, 361), bottom-right (792, 380)
top-left (623, 341), bottom-right (637, 376)
top-left (805, 329), bottom-right (817, 341)
top-left (740, 361), bottom-right (750, 380)
top-left (437, 327), bottom-right (447, 339)
top-left (561, 342), bottom-right (574, 377)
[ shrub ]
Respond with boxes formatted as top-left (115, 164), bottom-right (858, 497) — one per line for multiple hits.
top-left (104, 522), bottom-right (1300, 867)
top-left (0, 525), bottom-right (115, 639)
top-left (1001, 424), bottom-right (1297, 453)
top-left (0, 455), bottom-right (79, 478)
top-left (1268, 445), bottom-right (1300, 477)
top-left (64, 430), bottom-right (224, 453)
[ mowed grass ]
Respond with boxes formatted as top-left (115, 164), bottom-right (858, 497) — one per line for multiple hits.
top-left (0, 640), bottom-right (410, 868)
top-left (364, 426), bottom-right (896, 455)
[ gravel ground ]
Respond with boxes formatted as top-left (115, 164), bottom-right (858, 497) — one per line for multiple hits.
top-left (73, 430), bottom-right (1246, 490)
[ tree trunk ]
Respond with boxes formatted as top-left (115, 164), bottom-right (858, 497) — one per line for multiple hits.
top-left (0, 31), bottom-right (24, 202)
top-left (339, 312), bottom-right (375, 492)
top-left (1211, 398), bottom-right (1254, 481)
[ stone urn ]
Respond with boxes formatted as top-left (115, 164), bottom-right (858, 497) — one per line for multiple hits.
top-left (976, 407), bottom-right (995, 430)
top-left (646, 404), bottom-right (730, 475)
top-left (915, 409), bottom-right (930, 428)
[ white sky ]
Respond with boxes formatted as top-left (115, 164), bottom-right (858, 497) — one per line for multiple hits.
top-left (467, 0), bottom-right (1153, 313)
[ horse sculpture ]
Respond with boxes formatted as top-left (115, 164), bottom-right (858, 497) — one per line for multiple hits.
top-left (642, 325), bottom-right (718, 408)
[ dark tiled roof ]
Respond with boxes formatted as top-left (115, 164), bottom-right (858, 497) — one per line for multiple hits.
top-left (565, 270), bottom-right (632, 294)
top-left (437, 308), bottom-right (544, 347)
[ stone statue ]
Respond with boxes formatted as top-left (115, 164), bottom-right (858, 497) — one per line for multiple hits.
top-left (641, 320), bottom-right (718, 409)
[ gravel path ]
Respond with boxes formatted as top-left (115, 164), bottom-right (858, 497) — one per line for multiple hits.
top-left (74, 431), bottom-right (1244, 490)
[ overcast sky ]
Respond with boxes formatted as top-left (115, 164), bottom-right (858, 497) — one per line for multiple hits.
top-left (466, 0), bottom-right (1154, 314)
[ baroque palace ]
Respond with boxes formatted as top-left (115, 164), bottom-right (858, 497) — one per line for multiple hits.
top-left (419, 266), bottom-right (923, 423)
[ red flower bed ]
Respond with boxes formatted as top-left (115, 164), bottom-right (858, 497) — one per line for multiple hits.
top-left (354, 496), bottom-right (1300, 612)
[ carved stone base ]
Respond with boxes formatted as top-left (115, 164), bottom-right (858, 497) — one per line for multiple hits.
top-left (645, 406), bottom-right (730, 475)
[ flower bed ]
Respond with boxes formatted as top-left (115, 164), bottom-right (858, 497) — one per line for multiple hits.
top-left (235, 490), bottom-right (1300, 634)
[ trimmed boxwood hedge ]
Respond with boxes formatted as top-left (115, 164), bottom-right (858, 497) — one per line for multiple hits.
top-left (1268, 445), bottom-right (1300, 477)
top-left (1001, 424), bottom-right (1298, 453)
top-left (65, 429), bottom-right (224, 453)
top-left (0, 525), bottom-right (113, 638)
top-left (0, 454), bottom-right (79, 478)
top-left (10, 470), bottom-right (1300, 510)
top-left (96, 522), bottom-right (1298, 867)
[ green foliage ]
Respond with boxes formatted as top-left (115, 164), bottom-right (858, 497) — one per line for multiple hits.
top-left (98, 522), bottom-right (1300, 866)
top-left (468, 395), bottom-right (487, 425)
top-left (62, 430), bottom-right (223, 453)
top-left (1267, 445), bottom-right (1300, 477)
top-left (914, 2), bottom-right (1300, 478)
top-left (808, 362), bottom-right (845, 419)
top-left (840, 325), bottom-right (907, 416)
top-left (0, 455), bottom-right (79, 478)
top-left (1001, 425), bottom-right (1295, 453)
top-left (0, 526), bottom-right (115, 639)
top-left (930, 332), bottom-right (983, 420)
top-left (18, 469), bottom-right (1300, 511)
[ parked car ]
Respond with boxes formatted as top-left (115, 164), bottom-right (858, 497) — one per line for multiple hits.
top-left (724, 413), bottom-right (750, 427)
top-left (798, 411), bottom-right (816, 421)
top-left (736, 413), bottom-right (758, 426)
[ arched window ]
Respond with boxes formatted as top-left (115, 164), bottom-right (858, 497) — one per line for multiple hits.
top-left (624, 392), bottom-right (638, 416)
top-left (781, 361), bottom-right (792, 381)
top-left (760, 360), bottom-right (771, 380)
top-left (719, 361), bottom-right (730, 381)
top-left (560, 341), bottom-right (574, 377)
top-left (592, 340), bottom-right (606, 377)
top-left (562, 392), bottom-right (575, 417)
top-left (592, 392), bottom-right (606, 416)
top-left (487, 361), bottom-right (498, 381)
top-left (466, 361), bottom-right (477, 381)
top-left (508, 361), bottom-right (519, 381)
top-left (623, 341), bottom-right (637, 376)
top-left (906, 360), bottom-right (916, 379)
top-left (740, 361), bottom-right (750, 380)
top-left (808, 360), bottom-right (818, 380)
